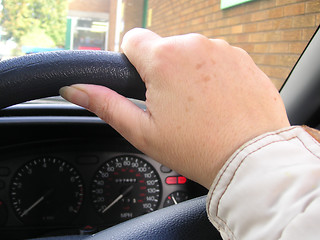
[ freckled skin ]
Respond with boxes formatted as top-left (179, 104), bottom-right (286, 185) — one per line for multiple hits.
top-left (60, 29), bottom-right (290, 189)
top-left (203, 75), bottom-right (211, 82)
top-left (187, 96), bottom-right (194, 102)
top-left (196, 63), bottom-right (203, 70)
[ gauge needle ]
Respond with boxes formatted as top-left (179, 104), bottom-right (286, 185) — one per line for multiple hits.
top-left (102, 185), bottom-right (134, 214)
top-left (21, 189), bottom-right (54, 217)
top-left (171, 195), bottom-right (178, 205)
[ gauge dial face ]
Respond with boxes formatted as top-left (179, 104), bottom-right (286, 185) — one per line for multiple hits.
top-left (10, 157), bottom-right (84, 225)
top-left (164, 191), bottom-right (189, 207)
top-left (91, 156), bottom-right (161, 223)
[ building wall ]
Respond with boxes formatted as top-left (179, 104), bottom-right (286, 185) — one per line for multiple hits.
top-left (122, 0), bottom-right (144, 35)
top-left (66, 0), bottom-right (109, 50)
top-left (146, 0), bottom-right (320, 89)
top-left (108, 0), bottom-right (144, 51)
top-left (69, 0), bottom-right (109, 13)
top-left (108, 0), bottom-right (117, 51)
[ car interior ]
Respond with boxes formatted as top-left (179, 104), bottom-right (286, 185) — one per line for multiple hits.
top-left (0, 3), bottom-right (320, 240)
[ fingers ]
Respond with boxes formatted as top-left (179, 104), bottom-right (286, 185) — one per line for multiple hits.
top-left (121, 28), bottom-right (161, 78)
top-left (60, 84), bottom-right (151, 150)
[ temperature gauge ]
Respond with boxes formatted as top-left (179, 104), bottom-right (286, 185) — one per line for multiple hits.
top-left (164, 191), bottom-right (189, 207)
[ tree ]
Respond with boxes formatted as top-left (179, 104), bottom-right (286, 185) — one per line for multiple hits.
top-left (1, 0), bottom-right (68, 47)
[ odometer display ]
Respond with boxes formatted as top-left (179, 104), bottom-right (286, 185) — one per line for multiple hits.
top-left (91, 156), bottom-right (161, 223)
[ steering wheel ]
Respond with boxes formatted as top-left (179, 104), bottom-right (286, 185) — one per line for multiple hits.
top-left (0, 51), bottom-right (221, 239)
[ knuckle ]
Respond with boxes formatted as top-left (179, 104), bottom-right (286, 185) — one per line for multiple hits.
top-left (101, 98), bottom-right (116, 124)
top-left (149, 40), bottom-right (176, 72)
top-left (152, 39), bottom-right (175, 59)
top-left (149, 34), bottom-right (209, 68)
top-left (122, 28), bottom-right (147, 49)
top-left (233, 46), bottom-right (249, 55)
top-left (186, 33), bottom-right (208, 43)
top-left (92, 94), bottom-right (116, 125)
top-left (185, 33), bottom-right (211, 49)
top-left (210, 38), bottom-right (230, 48)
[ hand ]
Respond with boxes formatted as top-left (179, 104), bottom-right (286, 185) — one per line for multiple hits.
top-left (60, 28), bottom-right (290, 188)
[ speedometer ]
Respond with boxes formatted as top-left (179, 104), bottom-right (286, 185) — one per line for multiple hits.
top-left (91, 155), bottom-right (161, 223)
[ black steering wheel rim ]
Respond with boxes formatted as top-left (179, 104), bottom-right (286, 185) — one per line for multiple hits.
top-left (0, 50), bottom-right (145, 109)
top-left (0, 50), bottom-right (221, 239)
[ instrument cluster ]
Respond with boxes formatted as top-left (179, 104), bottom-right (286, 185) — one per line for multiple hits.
top-left (0, 140), bottom-right (206, 239)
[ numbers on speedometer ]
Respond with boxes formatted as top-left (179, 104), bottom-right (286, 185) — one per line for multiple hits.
top-left (91, 156), bottom-right (162, 223)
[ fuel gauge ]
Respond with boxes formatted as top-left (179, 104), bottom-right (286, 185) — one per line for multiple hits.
top-left (164, 191), bottom-right (189, 207)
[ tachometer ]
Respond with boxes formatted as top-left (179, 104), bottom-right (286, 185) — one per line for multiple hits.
top-left (91, 155), bottom-right (161, 223)
top-left (10, 157), bottom-right (84, 225)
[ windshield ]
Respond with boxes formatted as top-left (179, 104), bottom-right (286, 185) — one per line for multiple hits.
top-left (0, 0), bottom-right (319, 99)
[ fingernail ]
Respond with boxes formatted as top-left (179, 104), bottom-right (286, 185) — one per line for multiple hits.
top-left (59, 85), bottom-right (89, 109)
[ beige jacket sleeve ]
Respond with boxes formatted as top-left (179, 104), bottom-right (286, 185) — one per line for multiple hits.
top-left (206, 126), bottom-right (320, 240)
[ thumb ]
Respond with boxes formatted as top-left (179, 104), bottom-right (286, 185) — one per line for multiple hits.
top-left (59, 84), bottom-right (150, 150)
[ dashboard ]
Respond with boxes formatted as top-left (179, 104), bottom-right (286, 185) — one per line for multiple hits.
top-left (0, 104), bottom-right (207, 239)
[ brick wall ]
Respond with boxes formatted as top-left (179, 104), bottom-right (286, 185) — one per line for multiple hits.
top-left (146, 0), bottom-right (320, 89)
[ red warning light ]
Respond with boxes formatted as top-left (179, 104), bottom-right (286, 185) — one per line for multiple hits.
top-left (165, 177), bottom-right (177, 185)
top-left (165, 176), bottom-right (187, 185)
top-left (178, 176), bottom-right (187, 184)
